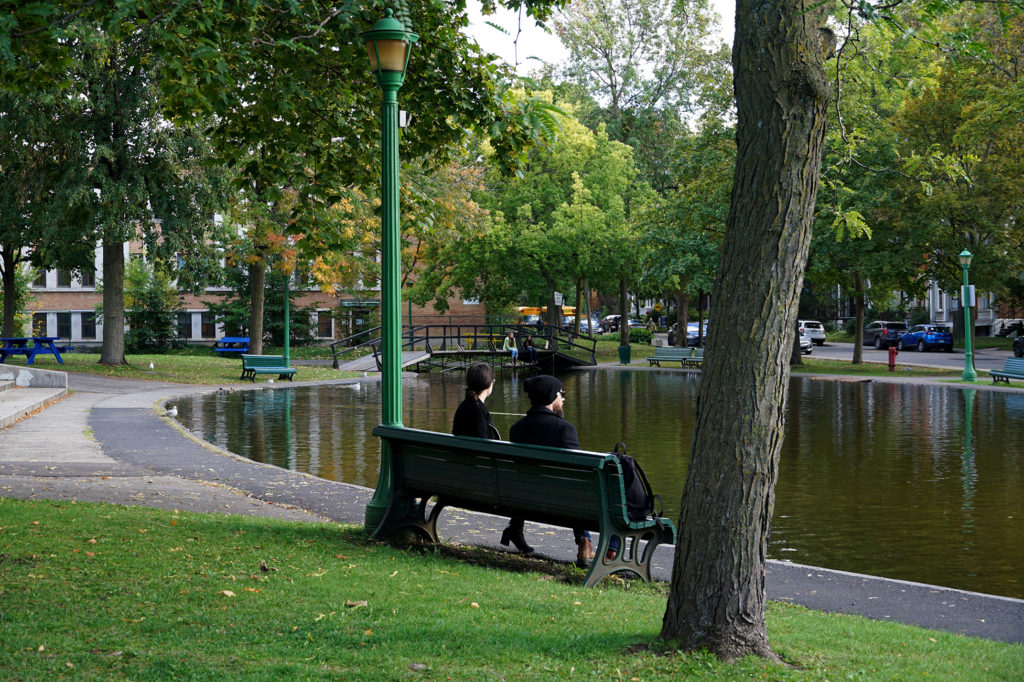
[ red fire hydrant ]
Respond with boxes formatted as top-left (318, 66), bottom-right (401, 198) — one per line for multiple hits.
top-left (888, 345), bottom-right (898, 371)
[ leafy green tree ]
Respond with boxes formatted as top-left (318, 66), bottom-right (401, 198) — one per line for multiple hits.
top-left (34, 23), bottom-right (228, 365)
top-left (890, 9), bottom-right (1024, 344)
top-left (0, 90), bottom-right (93, 337)
top-left (204, 264), bottom-right (317, 348)
top-left (122, 258), bottom-right (184, 352)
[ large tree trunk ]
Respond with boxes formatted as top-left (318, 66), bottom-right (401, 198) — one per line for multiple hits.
top-left (249, 260), bottom-right (266, 355)
top-left (852, 273), bottom-right (865, 364)
top-left (660, 0), bottom-right (834, 661)
top-left (1, 247), bottom-right (17, 338)
top-left (100, 240), bottom-right (127, 366)
top-left (674, 289), bottom-right (689, 347)
top-left (618, 278), bottom-right (629, 347)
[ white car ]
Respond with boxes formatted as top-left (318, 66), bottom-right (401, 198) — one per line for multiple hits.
top-left (799, 331), bottom-right (812, 354)
top-left (797, 320), bottom-right (826, 346)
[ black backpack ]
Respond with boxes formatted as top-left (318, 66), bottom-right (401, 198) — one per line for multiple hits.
top-left (612, 442), bottom-right (663, 522)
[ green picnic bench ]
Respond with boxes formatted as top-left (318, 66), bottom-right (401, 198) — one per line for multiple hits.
top-left (990, 357), bottom-right (1024, 384)
top-left (240, 354), bottom-right (297, 382)
top-left (371, 425), bottom-right (676, 587)
top-left (647, 346), bottom-right (703, 368)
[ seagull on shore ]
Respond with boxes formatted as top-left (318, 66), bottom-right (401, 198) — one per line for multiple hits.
top-left (163, 405), bottom-right (178, 418)
top-left (148, 361), bottom-right (154, 369)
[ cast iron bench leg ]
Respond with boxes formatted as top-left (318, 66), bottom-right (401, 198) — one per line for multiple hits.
top-left (373, 494), bottom-right (443, 544)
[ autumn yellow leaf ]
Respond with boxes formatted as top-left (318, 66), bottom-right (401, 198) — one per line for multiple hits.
top-left (221, 590), bottom-right (236, 597)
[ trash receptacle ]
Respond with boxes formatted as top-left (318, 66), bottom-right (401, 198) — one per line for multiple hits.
top-left (618, 345), bottom-right (631, 365)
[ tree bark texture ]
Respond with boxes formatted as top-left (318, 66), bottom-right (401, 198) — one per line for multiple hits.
top-left (249, 261), bottom-right (266, 356)
top-left (100, 241), bottom-right (126, 366)
top-left (2, 248), bottom-right (17, 337)
top-left (660, 0), bottom-right (834, 661)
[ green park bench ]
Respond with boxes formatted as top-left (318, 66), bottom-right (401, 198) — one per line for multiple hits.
top-left (371, 425), bottom-right (676, 587)
top-left (240, 354), bottom-right (297, 382)
top-left (990, 357), bottom-right (1024, 384)
top-left (647, 346), bottom-right (703, 368)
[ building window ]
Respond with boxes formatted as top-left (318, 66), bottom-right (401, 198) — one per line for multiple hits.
top-left (200, 312), bottom-right (216, 339)
top-left (81, 312), bottom-right (97, 340)
top-left (33, 270), bottom-right (47, 287)
top-left (80, 269), bottom-right (95, 287)
top-left (317, 311), bottom-right (333, 338)
top-left (56, 312), bottom-right (71, 338)
top-left (56, 269), bottom-right (72, 287)
top-left (936, 290), bottom-right (944, 313)
top-left (32, 313), bottom-right (47, 337)
top-left (178, 313), bottom-right (192, 339)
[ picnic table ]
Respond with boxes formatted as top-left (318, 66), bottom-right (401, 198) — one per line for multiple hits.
top-left (214, 336), bottom-right (250, 355)
top-left (0, 337), bottom-right (70, 365)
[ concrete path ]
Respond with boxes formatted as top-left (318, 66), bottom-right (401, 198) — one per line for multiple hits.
top-left (1, 370), bottom-right (1022, 645)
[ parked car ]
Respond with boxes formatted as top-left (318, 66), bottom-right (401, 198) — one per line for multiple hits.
top-left (863, 320), bottom-right (908, 349)
top-left (798, 331), bottom-right (812, 354)
top-left (797, 319), bottom-right (826, 346)
top-left (898, 324), bottom-right (953, 352)
top-left (577, 317), bottom-right (600, 334)
top-left (599, 315), bottom-right (621, 333)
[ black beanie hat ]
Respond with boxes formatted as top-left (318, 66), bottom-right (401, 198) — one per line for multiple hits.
top-left (524, 375), bottom-right (562, 406)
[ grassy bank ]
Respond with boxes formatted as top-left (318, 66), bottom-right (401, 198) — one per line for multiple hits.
top-left (0, 351), bottom-right (355, 384)
top-left (2, 499), bottom-right (1020, 680)
top-left (792, 358), bottom-right (963, 378)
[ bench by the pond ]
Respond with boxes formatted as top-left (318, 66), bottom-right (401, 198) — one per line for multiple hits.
top-left (371, 425), bottom-right (676, 587)
top-left (215, 336), bottom-right (250, 355)
top-left (647, 346), bottom-right (703, 368)
top-left (0, 337), bottom-right (69, 365)
top-left (240, 354), bottom-right (296, 382)
top-left (990, 357), bottom-right (1024, 384)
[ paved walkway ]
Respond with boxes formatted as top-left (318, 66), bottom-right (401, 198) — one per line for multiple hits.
top-left (1, 371), bottom-right (1022, 645)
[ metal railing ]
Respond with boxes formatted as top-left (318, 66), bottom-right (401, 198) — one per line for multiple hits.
top-left (356, 322), bottom-right (598, 371)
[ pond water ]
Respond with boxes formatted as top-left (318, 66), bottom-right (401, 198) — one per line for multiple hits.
top-left (170, 371), bottom-right (1024, 599)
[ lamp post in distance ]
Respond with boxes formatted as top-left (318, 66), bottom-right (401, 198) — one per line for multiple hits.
top-left (959, 249), bottom-right (976, 383)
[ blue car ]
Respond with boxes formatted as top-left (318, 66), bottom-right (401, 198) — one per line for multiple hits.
top-left (898, 324), bottom-right (953, 352)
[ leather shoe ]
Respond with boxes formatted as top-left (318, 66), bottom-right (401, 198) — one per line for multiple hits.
top-left (576, 537), bottom-right (595, 566)
top-left (500, 526), bottom-right (534, 555)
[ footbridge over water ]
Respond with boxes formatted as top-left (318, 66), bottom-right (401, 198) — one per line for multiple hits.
top-left (332, 323), bottom-right (597, 373)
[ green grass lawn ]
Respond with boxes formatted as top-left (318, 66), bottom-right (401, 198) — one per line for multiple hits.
top-left (2, 351), bottom-right (357, 384)
top-left (1, 499), bottom-right (1020, 680)
top-left (792, 358), bottom-right (963, 378)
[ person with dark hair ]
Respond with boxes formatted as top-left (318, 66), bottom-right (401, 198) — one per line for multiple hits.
top-left (509, 374), bottom-right (595, 566)
top-left (522, 333), bottom-right (538, 364)
top-left (452, 362), bottom-right (500, 440)
top-left (452, 363), bottom-right (532, 555)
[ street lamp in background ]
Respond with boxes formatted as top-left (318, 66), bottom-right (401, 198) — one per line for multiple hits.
top-left (361, 10), bottom-right (418, 532)
top-left (959, 249), bottom-right (976, 382)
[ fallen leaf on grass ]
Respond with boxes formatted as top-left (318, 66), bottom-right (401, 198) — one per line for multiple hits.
top-left (408, 662), bottom-right (428, 671)
top-left (470, 602), bottom-right (480, 608)
top-left (221, 590), bottom-right (236, 597)
top-left (345, 600), bottom-right (368, 608)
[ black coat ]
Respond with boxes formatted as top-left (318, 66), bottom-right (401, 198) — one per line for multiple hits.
top-left (508, 406), bottom-right (579, 449)
top-left (452, 397), bottom-right (500, 440)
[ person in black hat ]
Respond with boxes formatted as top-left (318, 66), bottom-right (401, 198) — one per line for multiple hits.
top-left (508, 374), bottom-right (595, 566)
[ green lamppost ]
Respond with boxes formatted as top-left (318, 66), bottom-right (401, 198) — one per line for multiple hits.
top-left (959, 249), bottom-right (976, 382)
top-left (361, 10), bottom-right (418, 532)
